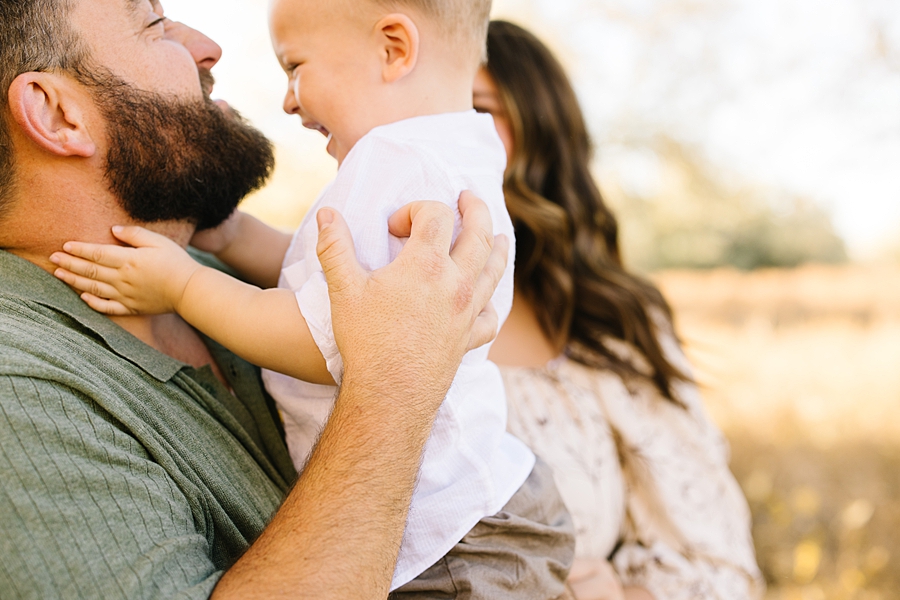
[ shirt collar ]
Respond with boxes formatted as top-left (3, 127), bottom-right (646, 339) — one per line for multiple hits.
top-left (0, 250), bottom-right (185, 382)
top-left (366, 110), bottom-right (505, 152)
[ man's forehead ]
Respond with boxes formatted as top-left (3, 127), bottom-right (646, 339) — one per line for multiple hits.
top-left (74, 0), bottom-right (158, 19)
top-left (123, 0), bottom-right (161, 14)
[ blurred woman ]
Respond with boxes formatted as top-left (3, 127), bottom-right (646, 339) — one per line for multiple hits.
top-left (478, 20), bottom-right (765, 600)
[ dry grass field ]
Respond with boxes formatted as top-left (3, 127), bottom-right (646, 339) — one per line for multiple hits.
top-left (653, 265), bottom-right (900, 600)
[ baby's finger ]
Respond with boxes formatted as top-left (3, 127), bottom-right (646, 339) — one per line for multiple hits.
top-left (57, 241), bottom-right (130, 268)
top-left (53, 267), bottom-right (123, 301)
top-left (111, 225), bottom-right (172, 249)
top-left (79, 293), bottom-right (134, 317)
top-left (50, 252), bottom-right (124, 285)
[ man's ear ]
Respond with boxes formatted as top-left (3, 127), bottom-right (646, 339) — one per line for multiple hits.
top-left (7, 72), bottom-right (97, 158)
top-left (375, 14), bottom-right (419, 83)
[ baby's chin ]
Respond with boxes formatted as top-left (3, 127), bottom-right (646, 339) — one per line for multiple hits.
top-left (328, 134), bottom-right (358, 166)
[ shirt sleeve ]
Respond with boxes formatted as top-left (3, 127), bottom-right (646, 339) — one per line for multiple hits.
top-left (294, 137), bottom-right (464, 385)
top-left (604, 334), bottom-right (766, 600)
top-left (0, 375), bottom-right (222, 600)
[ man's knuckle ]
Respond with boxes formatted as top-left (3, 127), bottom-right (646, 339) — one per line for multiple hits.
top-left (419, 218), bottom-right (443, 242)
top-left (418, 252), bottom-right (446, 279)
top-left (453, 279), bottom-right (475, 313)
top-left (316, 230), bottom-right (339, 257)
top-left (421, 206), bottom-right (453, 235)
top-left (477, 229), bottom-right (493, 254)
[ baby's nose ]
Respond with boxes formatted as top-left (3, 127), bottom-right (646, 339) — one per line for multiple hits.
top-left (283, 89), bottom-right (300, 115)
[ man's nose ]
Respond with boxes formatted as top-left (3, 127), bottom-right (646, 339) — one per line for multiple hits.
top-left (165, 20), bottom-right (223, 70)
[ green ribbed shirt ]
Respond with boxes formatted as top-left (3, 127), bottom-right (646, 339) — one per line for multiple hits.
top-left (0, 250), bottom-right (297, 599)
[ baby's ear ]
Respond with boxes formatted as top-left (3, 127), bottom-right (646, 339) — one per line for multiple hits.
top-left (375, 13), bottom-right (419, 83)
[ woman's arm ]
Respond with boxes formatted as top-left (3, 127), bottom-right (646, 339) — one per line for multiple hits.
top-left (605, 331), bottom-right (765, 600)
top-left (191, 211), bottom-right (292, 289)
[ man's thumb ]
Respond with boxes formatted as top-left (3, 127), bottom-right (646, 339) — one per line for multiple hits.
top-left (316, 208), bottom-right (364, 297)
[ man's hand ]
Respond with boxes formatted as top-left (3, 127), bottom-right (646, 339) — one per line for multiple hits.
top-left (49, 226), bottom-right (202, 316)
top-left (316, 190), bottom-right (508, 412)
top-left (212, 192), bottom-right (509, 600)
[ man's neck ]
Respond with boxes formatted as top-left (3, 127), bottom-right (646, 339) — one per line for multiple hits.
top-left (110, 311), bottom-right (225, 377)
top-left (0, 170), bottom-right (213, 370)
top-left (1, 164), bottom-right (194, 270)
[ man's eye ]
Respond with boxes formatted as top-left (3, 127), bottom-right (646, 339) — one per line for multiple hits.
top-left (148, 17), bottom-right (165, 29)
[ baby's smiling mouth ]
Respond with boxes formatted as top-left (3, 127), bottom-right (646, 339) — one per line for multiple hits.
top-left (302, 121), bottom-right (331, 139)
top-left (301, 120), bottom-right (335, 156)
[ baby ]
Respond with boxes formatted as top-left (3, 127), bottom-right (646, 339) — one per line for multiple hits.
top-left (52, 0), bottom-right (573, 595)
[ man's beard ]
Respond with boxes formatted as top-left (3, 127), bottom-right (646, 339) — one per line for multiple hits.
top-left (90, 73), bottom-right (275, 230)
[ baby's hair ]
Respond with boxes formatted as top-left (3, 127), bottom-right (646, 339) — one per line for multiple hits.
top-left (373, 0), bottom-right (492, 64)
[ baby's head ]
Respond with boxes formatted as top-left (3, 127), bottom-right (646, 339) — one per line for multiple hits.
top-left (270, 0), bottom-right (491, 163)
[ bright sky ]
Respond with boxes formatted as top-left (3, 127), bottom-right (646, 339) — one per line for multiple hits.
top-left (165, 0), bottom-right (900, 259)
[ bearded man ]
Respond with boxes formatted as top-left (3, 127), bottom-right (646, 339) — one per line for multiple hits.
top-left (0, 1), bottom-right (507, 598)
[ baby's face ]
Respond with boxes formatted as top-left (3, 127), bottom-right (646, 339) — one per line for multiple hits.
top-left (270, 0), bottom-right (381, 163)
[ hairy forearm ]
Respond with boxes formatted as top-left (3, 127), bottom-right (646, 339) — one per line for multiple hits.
top-left (210, 196), bottom-right (506, 599)
top-left (212, 373), bottom-right (439, 599)
top-left (624, 587), bottom-right (655, 600)
top-left (216, 214), bottom-right (292, 289)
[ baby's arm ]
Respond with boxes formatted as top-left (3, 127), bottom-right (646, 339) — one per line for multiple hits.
top-left (191, 211), bottom-right (292, 289)
top-left (50, 226), bottom-right (333, 385)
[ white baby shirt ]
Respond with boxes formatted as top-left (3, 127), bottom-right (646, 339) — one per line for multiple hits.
top-left (261, 111), bottom-right (536, 590)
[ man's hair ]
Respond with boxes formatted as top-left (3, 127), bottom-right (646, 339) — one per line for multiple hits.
top-left (373, 0), bottom-right (492, 65)
top-left (0, 0), bottom-right (88, 216)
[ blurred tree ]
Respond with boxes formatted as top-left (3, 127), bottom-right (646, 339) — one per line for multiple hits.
top-left (493, 0), bottom-right (900, 260)
top-left (600, 137), bottom-right (847, 271)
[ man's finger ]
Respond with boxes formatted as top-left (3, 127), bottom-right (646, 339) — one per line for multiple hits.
top-left (388, 201), bottom-right (455, 257)
top-left (449, 191), bottom-right (494, 278)
top-left (467, 301), bottom-right (499, 352)
top-left (471, 233), bottom-right (509, 320)
top-left (316, 208), bottom-right (366, 297)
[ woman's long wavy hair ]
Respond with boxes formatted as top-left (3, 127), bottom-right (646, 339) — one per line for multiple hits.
top-left (485, 20), bottom-right (688, 401)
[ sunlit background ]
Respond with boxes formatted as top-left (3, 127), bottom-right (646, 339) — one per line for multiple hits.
top-left (166, 1), bottom-right (900, 597)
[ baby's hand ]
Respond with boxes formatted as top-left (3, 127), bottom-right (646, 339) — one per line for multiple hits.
top-left (50, 226), bottom-right (201, 317)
